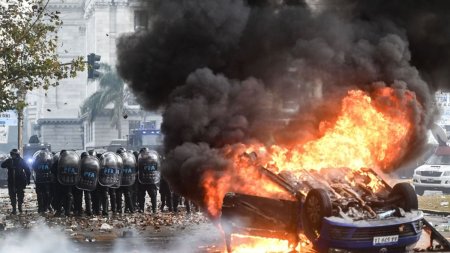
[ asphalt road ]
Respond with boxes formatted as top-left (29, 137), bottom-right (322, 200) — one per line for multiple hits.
top-left (0, 186), bottom-right (225, 253)
top-left (0, 186), bottom-right (449, 253)
top-left (72, 223), bottom-right (224, 253)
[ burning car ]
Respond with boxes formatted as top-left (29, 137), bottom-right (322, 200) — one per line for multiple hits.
top-left (221, 165), bottom-right (422, 253)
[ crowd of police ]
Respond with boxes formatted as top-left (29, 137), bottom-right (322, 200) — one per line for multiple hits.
top-left (0, 148), bottom-right (194, 216)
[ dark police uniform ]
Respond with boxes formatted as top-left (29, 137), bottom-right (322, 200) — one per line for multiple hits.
top-left (159, 178), bottom-right (172, 212)
top-left (1, 149), bottom-right (31, 214)
top-left (32, 149), bottom-right (53, 213)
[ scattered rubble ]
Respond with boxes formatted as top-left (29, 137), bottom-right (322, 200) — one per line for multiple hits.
top-left (419, 195), bottom-right (450, 212)
top-left (0, 186), bottom-right (209, 245)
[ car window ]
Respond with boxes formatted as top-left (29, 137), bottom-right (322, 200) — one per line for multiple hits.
top-left (426, 154), bottom-right (450, 165)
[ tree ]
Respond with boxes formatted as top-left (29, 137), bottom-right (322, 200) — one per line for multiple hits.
top-left (81, 65), bottom-right (129, 139)
top-left (0, 0), bottom-right (85, 151)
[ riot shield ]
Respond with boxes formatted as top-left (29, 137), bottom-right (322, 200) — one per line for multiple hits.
top-left (109, 155), bottom-right (123, 189)
top-left (32, 149), bottom-right (53, 184)
top-left (98, 152), bottom-right (122, 187)
top-left (138, 150), bottom-right (160, 185)
top-left (120, 152), bottom-right (137, 186)
top-left (57, 151), bottom-right (81, 185)
top-left (76, 155), bottom-right (100, 191)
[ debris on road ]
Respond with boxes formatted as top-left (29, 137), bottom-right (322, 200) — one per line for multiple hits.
top-left (0, 186), bottom-right (209, 245)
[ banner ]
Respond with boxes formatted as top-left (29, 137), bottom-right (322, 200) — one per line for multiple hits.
top-left (0, 125), bottom-right (8, 144)
top-left (0, 110), bottom-right (17, 126)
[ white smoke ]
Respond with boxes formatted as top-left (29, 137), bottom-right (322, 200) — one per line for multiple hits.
top-left (0, 222), bottom-right (75, 253)
top-left (0, 218), bottom-right (223, 253)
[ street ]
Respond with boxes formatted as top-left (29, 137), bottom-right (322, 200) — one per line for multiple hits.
top-left (0, 186), bottom-right (448, 252)
top-left (0, 186), bottom-right (224, 253)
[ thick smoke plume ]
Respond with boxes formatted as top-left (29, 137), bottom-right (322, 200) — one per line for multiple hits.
top-left (117, 0), bottom-right (444, 209)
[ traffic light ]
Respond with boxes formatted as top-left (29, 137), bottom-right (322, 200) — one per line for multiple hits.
top-left (87, 53), bottom-right (101, 79)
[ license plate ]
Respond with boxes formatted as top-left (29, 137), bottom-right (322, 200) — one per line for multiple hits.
top-left (373, 235), bottom-right (399, 245)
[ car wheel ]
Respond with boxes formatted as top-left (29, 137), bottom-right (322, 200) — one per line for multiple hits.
top-left (414, 186), bottom-right (425, 196)
top-left (302, 188), bottom-right (332, 241)
top-left (390, 183), bottom-right (418, 211)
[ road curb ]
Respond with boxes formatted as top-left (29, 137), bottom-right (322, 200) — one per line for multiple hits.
top-left (421, 208), bottom-right (450, 216)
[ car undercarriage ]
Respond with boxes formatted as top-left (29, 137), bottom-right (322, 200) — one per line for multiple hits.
top-left (221, 165), bottom-right (434, 252)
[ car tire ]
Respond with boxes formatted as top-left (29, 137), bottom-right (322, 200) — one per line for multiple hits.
top-left (414, 186), bottom-right (425, 196)
top-left (302, 188), bottom-right (332, 242)
top-left (390, 183), bottom-right (418, 211)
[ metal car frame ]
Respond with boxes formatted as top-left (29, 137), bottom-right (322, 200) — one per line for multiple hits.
top-left (221, 167), bottom-right (424, 253)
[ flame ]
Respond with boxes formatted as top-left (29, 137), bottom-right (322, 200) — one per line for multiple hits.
top-left (202, 87), bottom-right (418, 217)
top-left (265, 88), bottom-right (415, 173)
top-left (228, 235), bottom-right (297, 253)
top-left (221, 234), bottom-right (313, 253)
top-left (203, 146), bottom-right (295, 218)
top-left (201, 86), bottom-right (420, 252)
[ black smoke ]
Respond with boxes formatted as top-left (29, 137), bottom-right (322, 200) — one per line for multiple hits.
top-left (327, 0), bottom-right (450, 91)
top-left (117, 0), bottom-right (443, 205)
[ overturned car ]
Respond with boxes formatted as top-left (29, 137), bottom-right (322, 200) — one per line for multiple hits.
top-left (221, 167), bottom-right (423, 253)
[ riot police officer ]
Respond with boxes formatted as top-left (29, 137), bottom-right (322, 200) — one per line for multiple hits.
top-left (94, 152), bottom-right (109, 216)
top-left (50, 152), bottom-right (60, 213)
top-left (108, 148), bottom-right (126, 214)
top-left (54, 150), bottom-right (77, 217)
top-left (172, 193), bottom-right (192, 213)
top-left (98, 151), bottom-right (122, 216)
top-left (116, 148), bottom-right (136, 214)
top-left (137, 148), bottom-right (160, 213)
top-left (131, 151), bottom-right (139, 211)
top-left (1, 149), bottom-right (31, 214)
top-left (159, 177), bottom-right (172, 212)
top-left (108, 187), bottom-right (117, 214)
top-left (32, 148), bottom-right (53, 213)
top-left (73, 152), bottom-right (93, 216)
top-left (96, 184), bottom-right (109, 216)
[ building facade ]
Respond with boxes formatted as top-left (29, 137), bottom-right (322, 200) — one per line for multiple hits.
top-left (24, 0), bottom-right (161, 152)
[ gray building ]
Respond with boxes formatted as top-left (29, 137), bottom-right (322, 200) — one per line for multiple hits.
top-left (24, 0), bottom-right (160, 152)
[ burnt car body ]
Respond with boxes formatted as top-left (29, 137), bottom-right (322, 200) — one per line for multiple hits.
top-left (221, 167), bottom-right (423, 253)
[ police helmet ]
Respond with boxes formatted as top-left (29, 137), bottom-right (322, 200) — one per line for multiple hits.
top-left (10, 149), bottom-right (20, 157)
top-left (116, 147), bottom-right (126, 155)
top-left (87, 149), bottom-right (97, 157)
top-left (139, 147), bottom-right (149, 153)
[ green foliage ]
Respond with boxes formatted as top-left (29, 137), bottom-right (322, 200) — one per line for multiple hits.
top-left (0, 0), bottom-right (85, 111)
top-left (81, 65), bottom-right (130, 138)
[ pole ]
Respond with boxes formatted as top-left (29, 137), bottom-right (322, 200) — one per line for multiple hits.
top-left (17, 109), bottom-right (23, 155)
top-left (17, 88), bottom-right (26, 155)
